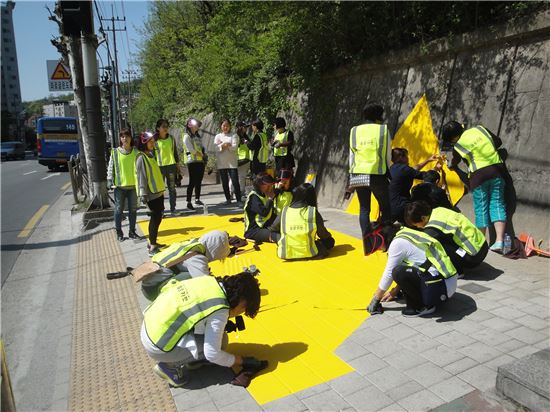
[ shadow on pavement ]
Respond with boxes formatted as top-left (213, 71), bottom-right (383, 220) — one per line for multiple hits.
top-left (156, 227), bottom-right (204, 237)
top-left (464, 261), bottom-right (504, 281)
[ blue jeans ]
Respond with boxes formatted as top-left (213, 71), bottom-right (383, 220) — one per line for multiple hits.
top-left (114, 187), bottom-right (137, 234)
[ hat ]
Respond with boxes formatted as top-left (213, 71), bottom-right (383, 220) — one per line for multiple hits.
top-left (140, 131), bottom-right (154, 144)
top-left (277, 169), bottom-right (293, 182)
top-left (187, 118), bottom-right (202, 128)
top-left (236, 121), bottom-right (249, 128)
top-left (259, 174), bottom-right (276, 185)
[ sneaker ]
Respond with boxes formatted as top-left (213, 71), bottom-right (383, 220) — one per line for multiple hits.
top-left (148, 245), bottom-right (159, 257)
top-left (128, 231), bottom-right (144, 240)
top-left (223, 200), bottom-right (232, 205)
top-left (153, 363), bottom-right (188, 387)
top-left (457, 273), bottom-right (465, 279)
top-left (490, 241), bottom-right (503, 253)
top-left (116, 231), bottom-right (124, 242)
top-left (402, 306), bottom-right (435, 318)
top-left (194, 199), bottom-right (204, 206)
top-left (156, 243), bottom-right (167, 249)
top-left (169, 209), bottom-right (179, 216)
top-left (184, 359), bottom-right (211, 370)
top-left (235, 201), bottom-right (244, 208)
top-left (187, 202), bottom-right (195, 210)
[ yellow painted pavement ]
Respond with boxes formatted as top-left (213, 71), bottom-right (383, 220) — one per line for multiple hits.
top-left (138, 214), bottom-right (387, 404)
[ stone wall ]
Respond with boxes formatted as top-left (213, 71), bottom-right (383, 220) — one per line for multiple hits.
top-left (291, 11), bottom-right (550, 242)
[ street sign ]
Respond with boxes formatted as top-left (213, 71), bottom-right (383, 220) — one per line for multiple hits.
top-left (46, 60), bottom-right (73, 92)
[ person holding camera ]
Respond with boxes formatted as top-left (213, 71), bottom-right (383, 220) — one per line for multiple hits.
top-left (141, 271), bottom-right (267, 387)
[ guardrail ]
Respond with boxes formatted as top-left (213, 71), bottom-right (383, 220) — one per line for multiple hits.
top-left (68, 154), bottom-right (88, 204)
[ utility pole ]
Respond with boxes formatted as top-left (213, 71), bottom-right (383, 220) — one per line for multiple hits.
top-left (122, 69), bottom-right (137, 131)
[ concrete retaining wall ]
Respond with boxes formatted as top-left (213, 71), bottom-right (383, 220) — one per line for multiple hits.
top-left (291, 11), bottom-right (550, 242)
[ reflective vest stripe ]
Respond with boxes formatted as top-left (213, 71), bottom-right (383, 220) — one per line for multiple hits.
top-left (306, 206), bottom-right (316, 257)
top-left (257, 133), bottom-right (269, 163)
top-left (112, 148), bottom-right (137, 187)
top-left (156, 297), bottom-right (228, 350)
top-left (428, 219), bottom-right (477, 255)
top-left (454, 126), bottom-right (501, 173)
top-left (274, 191), bottom-right (293, 215)
top-left (278, 206), bottom-right (318, 259)
top-left (238, 143), bottom-right (250, 161)
top-left (376, 125), bottom-right (385, 175)
top-left (453, 142), bottom-right (476, 171)
top-left (279, 207), bottom-right (288, 259)
top-left (349, 124), bottom-right (387, 174)
top-left (137, 153), bottom-right (165, 195)
top-left (184, 134), bottom-right (203, 163)
top-left (153, 240), bottom-right (204, 267)
top-left (244, 191), bottom-right (272, 230)
top-left (350, 126), bottom-right (357, 170)
top-left (113, 149), bottom-right (121, 187)
top-left (144, 156), bottom-right (158, 193)
top-left (155, 136), bottom-right (176, 166)
top-left (273, 131), bottom-right (288, 157)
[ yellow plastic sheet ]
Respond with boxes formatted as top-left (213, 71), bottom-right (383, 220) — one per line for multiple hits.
top-left (138, 214), bottom-right (386, 404)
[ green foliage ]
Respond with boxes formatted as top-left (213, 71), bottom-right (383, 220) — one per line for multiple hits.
top-left (132, 0), bottom-right (547, 129)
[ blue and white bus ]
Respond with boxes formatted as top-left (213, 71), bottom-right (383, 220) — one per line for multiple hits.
top-left (36, 117), bottom-right (80, 170)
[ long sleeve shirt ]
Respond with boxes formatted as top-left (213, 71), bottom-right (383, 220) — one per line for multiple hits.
top-left (136, 152), bottom-right (163, 201)
top-left (182, 132), bottom-right (204, 164)
top-left (214, 133), bottom-right (239, 169)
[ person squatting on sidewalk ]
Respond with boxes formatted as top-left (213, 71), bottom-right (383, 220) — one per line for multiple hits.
top-left (136, 131), bottom-right (166, 257)
top-left (154, 118), bottom-right (179, 215)
top-left (214, 119), bottom-right (242, 205)
top-left (107, 128), bottom-right (140, 242)
top-left (141, 272), bottom-right (267, 388)
top-left (182, 117), bottom-right (206, 210)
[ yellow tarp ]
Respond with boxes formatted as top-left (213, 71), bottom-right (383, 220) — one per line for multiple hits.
top-left (346, 94), bottom-right (464, 216)
top-left (138, 215), bottom-right (386, 404)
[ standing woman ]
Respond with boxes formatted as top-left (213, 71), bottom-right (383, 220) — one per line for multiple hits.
top-left (214, 119), bottom-right (241, 205)
top-left (154, 119), bottom-right (179, 215)
top-left (248, 119), bottom-right (269, 175)
top-left (136, 131), bottom-right (166, 256)
top-left (107, 128), bottom-right (140, 241)
top-left (271, 117), bottom-right (295, 175)
top-left (182, 118), bottom-right (206, 210)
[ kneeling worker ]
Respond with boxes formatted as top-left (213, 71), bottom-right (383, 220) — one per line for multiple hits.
top-left (271, 183), bottom-right (335, 260)
top-left (244, 174), bottom-right (279, 243)
top-left (141, 272), bottom-right (267, 387)
top-left (405, 201), bottom-right (488, 274)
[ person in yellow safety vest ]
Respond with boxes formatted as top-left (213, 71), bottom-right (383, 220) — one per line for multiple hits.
top-left (273, 169), bottom-right (294, 215)
top-left (404, 201), bottom-right (489, 275)
top-left (243, 174), bottom-right (279, 243)
top-left (365, 222), bottom-right (458, 318)
top-left (141, 272), bottom-right (266, 388)
top-left (441, 121), bottom-right (507, 253)
top-left (182, 118), bottom-right (206, 211)
top-left (271, 117), bottom-right (295, 175)
top-left (137, 131), bottom-right (166, 257)
top-left (141, 230), bottom-right (232, 301)
top-left (154, 119), bottom-right (179, 215)
top-left (248, 119), bottom-right (269, 175)
top-left (107, 128), bottom-right (141, 242)
top-left (270, 183), bottom-right (335, 260)
top-left (231, 121), bottom-right (251, 200)
top-left (348, 103), bottom-right (392, 237)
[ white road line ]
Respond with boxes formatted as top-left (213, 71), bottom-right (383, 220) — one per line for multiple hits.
top-left (23, 170), bottom-right (37, 175)
top-left (41, 173), bottom-right (60, 180)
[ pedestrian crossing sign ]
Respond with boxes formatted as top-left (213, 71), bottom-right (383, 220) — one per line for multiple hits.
top-left (46, 60), bottom-right (72, 91)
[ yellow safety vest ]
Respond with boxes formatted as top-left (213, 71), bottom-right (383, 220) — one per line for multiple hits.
top-left (395, 227), bottom-right (457, 278)
top-left (257, 132), bottom-right (269, 163)
top-left (155, 135), bottom-right (176, 166)
top-left (426, 207), bottom-right (486, 256)
top-left (274, 191), bottom-right (293, 215)
top-left (238, 142), bottom-right (251, 162)
top-left (136, 152), bottom-right (166, 196)
top-left (183, 133), bottom-right (204, 164)
top-left (454, 126), bottom-right (502, 173)
top-left (273, 131), bottom-right (288, 157)
top-left (112, 147), bottom-right (137, 187)
top-left (244, 190), bottom-right (273, 231)
top-left (278, 206), bottom-right (318, 260)
top-left (152, 239), bottom-right (206, 268)
top-left (349, 123), bottom-right (388, 175)
top-left (143, 276), bottom-right (229, 352)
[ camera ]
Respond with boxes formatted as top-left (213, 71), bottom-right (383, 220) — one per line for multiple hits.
top-left (243, 265), bottom-right (260, 276)
top-left (225, 315), bottom-right (246, 333)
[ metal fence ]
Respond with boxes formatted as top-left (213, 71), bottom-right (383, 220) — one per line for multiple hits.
top-left (68, 154), bottom-right (88, 204)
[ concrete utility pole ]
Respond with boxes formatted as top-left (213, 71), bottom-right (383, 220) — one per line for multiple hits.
top-left (122, 69), bottom-right (137, 131)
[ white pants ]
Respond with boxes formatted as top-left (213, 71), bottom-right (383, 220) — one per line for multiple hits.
top-left (230, 163), bottom-right (250, 198)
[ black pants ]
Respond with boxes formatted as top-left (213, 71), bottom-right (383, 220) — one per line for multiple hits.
top-left (187, 162), bottom-right (205, 202)
top-left (251, 160), bottom-right (266, 175)
top-left (160, 164), bottom-right (177, 212)
top-left (245, 228), bottom-right (280, 243)
top-left (275, 155), bottom-right (294, 175)
top-left (147, 195), bottom-right (164, 245)
top-left (355, 175), bottom-right (391, 236)
top-left (392, 265), bottom-right (447, 310)
top-left (219, 168), bottom-right (241, 202)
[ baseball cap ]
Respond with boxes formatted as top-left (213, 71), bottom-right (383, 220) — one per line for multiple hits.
top-left (140, 131), bottom-right (154, 144)
top-left (277, 169), bottom-right (293, 182)
top-left (259, 174), bottom-right (276, 185)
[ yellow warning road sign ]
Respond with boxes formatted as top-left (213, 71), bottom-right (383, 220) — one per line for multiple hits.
top-left (46, 60), bottom-right (72, 92)
top-left (51, 61), bottom-right (71, 80)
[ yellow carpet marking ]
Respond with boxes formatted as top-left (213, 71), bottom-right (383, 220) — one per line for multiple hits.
top-left (18, 204), bottom-right (49, 238)
top-left (138, 214), bottom-right (387, 404)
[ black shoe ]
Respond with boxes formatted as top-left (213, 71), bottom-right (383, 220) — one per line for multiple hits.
top-left (187, 202), bottom-right (195, 210)
top-left (128, 231), bottom-right (143, 240)
top-left (117, 231), bottom-right (124, 242)
top-left (402, 306), bottom-right (435, 318)
top-left (194, 199), bottom-right (204, 206)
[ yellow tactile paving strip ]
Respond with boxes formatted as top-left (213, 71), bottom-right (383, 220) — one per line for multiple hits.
top-left (69, 230), bottom-right (175, 411)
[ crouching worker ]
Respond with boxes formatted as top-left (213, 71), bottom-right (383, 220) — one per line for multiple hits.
top-left (405, 201), bottom-right (488, 274)
top-left (244, 174), bottom-right (279, 243)
top-left (271, 183), bottom-right (335, 260)
top-left (141, 272), bottom-right (267, 388)
top-left (366, 222), bottom-right (458, 317)
top-left (140, 230), bottom-right (231, 300)
top-left (273, 169), bottom-right (294, 215)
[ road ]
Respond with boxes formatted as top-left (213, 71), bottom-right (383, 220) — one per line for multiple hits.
top-left (1, 156), bottom-right (70, 285)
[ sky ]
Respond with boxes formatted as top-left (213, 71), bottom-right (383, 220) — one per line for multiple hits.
top-left (12, 0), bottom-right (151, 102)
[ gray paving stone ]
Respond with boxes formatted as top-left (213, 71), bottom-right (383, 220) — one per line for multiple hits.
top-left (530, 295), bottom-right (550, 308)
top-left (519, 303), bottom-right (550, 319)
top-left (443, 357), bottom-right (479, 376)
top-left (510, 344), bottom-right (546, 359)
top-left (430, 376), bottom-right (476, 402)
top-left (364, 313), bottom-right (399, 330)
top-left (209, 385), bottom-right (253, 409)
top-left (301, 389), bottom-right (351, 411)
top-left (413, 322), bottom-right (454, 338)
top-left (489, 306), bottom-right (525, 320)
top-left (506, 287), bottom-right (539, 300)
top-left (464, 309), bottom-right (494, 322)
top-left (480, 317), bottom-right (521, 333)
top-left (494, 338), bottom-right (526, 354)
top-left (472, 328), bottom-right (511, 346)
top-left (328, 372), bottom-right (371, 397)
top-left (380, 323), bottom-right (418, 342)
top-left (514, 314), bottom-right (549, 331)
top-left (458, 342), bottom-right (502, 363)
top-left (397, 388), bottom-right (445, 411)
top-left (295, 383), bottom-right (331, 400)
top-left (450, 318), bottom-right (484, 335)
top-left (505, 326), bottom-right (548, 345)
top-left (386, 380), bottom-right (425, 402)
top-left (403, 333), bottom-right (440, 353)
top-left (173, 388), bottom-right (212, 410)
top-left (336, 340), bottom-right (371, 362)
top-left (535, 340), bottom-right (550, 350)
top-left (185, 400), bottom-right (218, 411)
top-left (368, 337), bottom-right (403, 359)
top-left (486, 281), bottom-right (513, 292)
top-left (379, 403), bottom-right (406, 411)
top-left (218, 397), bottom-right (262, 411)
top-left (483, 354), bottom-right (516, 371)
top-left (346, 384), bottom-right (394, 411)
top-left (458, 364), bottom-right (497, 392)
top-left (351, 327), bottom-right (386, 346)
top-left (435, 331), bottom-right (475, 349)
top-left (474, 298), bottom-right (502, 311)
top-left (365, 366), bottom-right (411, 392)
top-left (263, 394), bottom-right (307, 412)
top-left (383, 349), bottom-right (426, 371)
top-left (420, 345), bottom-right (465, 367)
top-left (404, 362), bottom-right (452, 386)
top-left (349, 353), bottom-right (389, 376)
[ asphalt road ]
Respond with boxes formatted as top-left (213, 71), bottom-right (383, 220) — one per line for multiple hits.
top-left (1, 156), bottom-right (70, 285)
